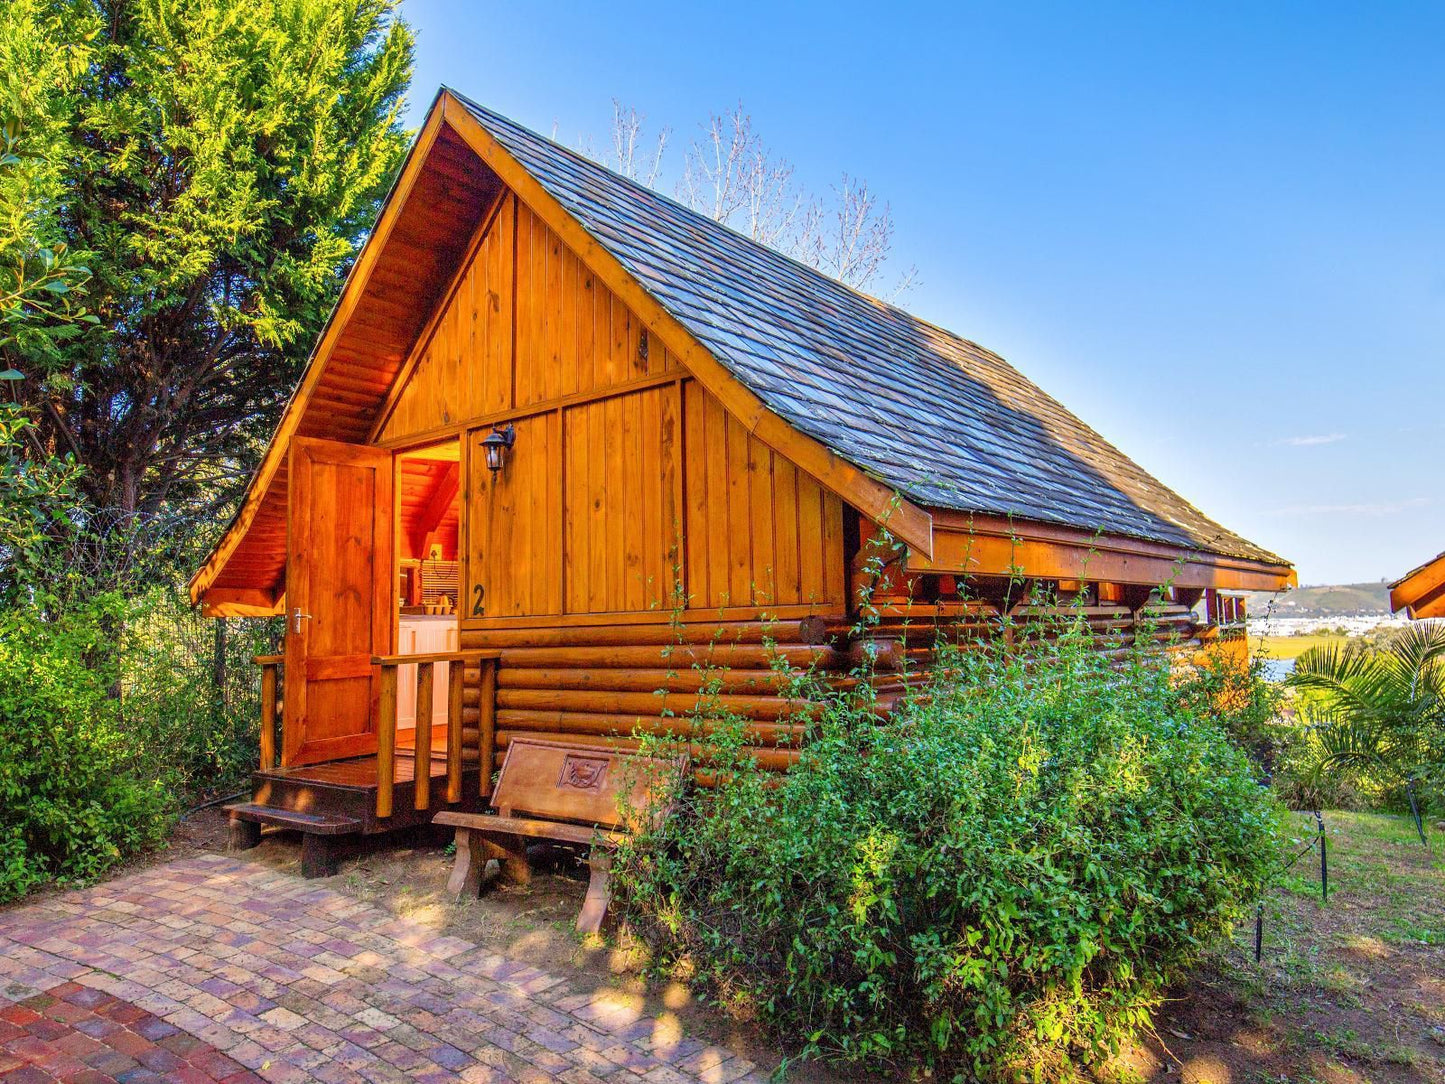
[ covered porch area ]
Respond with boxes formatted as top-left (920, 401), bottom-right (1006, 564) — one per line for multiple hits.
top-left (225, 649), bottom-right (499, 877)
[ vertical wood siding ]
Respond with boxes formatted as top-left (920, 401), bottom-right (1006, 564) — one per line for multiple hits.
top-left (375, 189), bottom-right (847, 623)
top-left (380, 196), bottom-right (515, 441)
top-left (682, 381), bottom-right (845, 609)
top-left (562, 384), bottom-right (680, 613)
top-left (466, 412), bottom-right (562, 618)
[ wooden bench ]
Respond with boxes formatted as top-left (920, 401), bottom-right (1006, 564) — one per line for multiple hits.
top-left (433, 738), bottom-right (687, 934)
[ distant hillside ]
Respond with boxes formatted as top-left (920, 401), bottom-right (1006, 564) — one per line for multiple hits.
top-left (1244, 582), bottom-right (1392, 617)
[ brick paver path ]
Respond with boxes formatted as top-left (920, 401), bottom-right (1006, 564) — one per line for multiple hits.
top-left (1, 982), bottom-right (260, 1082)
top-left (0, 854), bottom-right (766, 1084)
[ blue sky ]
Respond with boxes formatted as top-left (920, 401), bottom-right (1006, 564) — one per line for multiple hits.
top-left (402, 1), bottom-right (1444, 587)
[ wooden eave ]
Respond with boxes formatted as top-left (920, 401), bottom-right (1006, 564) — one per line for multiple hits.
top-left (909, 510), bottom-right (1297, 593)
top-left (1390, 551), bottom-right (1445, 618)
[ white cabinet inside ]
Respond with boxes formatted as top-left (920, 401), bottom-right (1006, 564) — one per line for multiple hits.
top-left (396, 615), bottom-right (459, 743)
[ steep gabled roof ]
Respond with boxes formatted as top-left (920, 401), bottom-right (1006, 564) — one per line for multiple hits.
top-left (191, 90), bottom-right (1290, 613)
top-left (452, 91), bottom-right (1284, 567)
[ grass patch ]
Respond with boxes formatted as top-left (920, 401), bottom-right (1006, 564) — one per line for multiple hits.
top-left (1114, 811), bottom-right (1445, 1081)
top-left (1254, 632), bottom-right (1352, 660)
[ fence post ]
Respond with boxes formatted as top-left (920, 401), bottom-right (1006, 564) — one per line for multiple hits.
top-left (212, 618), bottom-right (229, 716)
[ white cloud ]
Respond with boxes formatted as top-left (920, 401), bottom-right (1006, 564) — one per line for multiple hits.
top-left (1269, 497), bottom-right (1430, 517)
top-left (1271, 433), bottom-right (1347, 447)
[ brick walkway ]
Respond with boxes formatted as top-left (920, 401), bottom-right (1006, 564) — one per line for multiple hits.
top-left (0, 854), bottom-right (766, 1084)
top-left (1, 982), bottom-right (259, 1082)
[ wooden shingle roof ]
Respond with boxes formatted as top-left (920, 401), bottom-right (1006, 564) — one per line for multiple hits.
top-left (455, 92), bottom-right (1284, 567)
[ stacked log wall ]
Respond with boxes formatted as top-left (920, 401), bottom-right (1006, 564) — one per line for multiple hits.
top-left (456, 618), bottom-right (851, 772)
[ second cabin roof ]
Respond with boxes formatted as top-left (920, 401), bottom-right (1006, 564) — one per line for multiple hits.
top-left (451, 91), bottom-right (1285, 568)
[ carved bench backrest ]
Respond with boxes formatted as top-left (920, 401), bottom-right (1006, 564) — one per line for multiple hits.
top-left (490, 739), bottom-right (686, 831)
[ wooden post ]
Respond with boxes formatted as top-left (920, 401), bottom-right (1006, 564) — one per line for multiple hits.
top-left (478, 657), bottom-right (497, 797)
top-left (255, 655), bottom-right (282, 771)
top-left (447, 661), bottom-right (465, 804)
top-left (414, 661), bottom-right (434, 811)
top-left (377, 663), bottom-right (398, 818)
top-left (260, 664), bottom-right (277, 770)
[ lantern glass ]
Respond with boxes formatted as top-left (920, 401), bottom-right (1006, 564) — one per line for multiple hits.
top-left (481, 423), bottom-right (515, 474)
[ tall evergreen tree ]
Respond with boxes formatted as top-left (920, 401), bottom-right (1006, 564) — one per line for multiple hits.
top-left (0, 0), bottom-right (413, 527)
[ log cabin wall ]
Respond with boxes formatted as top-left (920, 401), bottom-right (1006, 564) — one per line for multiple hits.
top-left (372, 193), bottom-right (850, 769)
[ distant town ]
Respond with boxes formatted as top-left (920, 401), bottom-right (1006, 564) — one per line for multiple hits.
top-left (1241, 583), bottom-right (1407, 676)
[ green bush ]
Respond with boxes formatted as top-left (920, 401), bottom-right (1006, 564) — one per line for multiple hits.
top-left (0, 598), bottom-right (170, 902)
top-left (1, 406), bottom-right (274, 901)
top-left (1172, 645), bottom-right (1282, 769)
top-left (615, 617), bottom-right (1283, 1080)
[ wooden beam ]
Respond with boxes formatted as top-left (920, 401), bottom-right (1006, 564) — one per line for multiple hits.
top-left (439, 93), bottom-right (936, 559)
top-left (408, 461), bottom-right (460, 557)
top-left (199, 587), bottom-right (283, 618)
top-left (188, 96), bottom-right (452, 606)
top-left (909, 511), bottom-right (1295, 593)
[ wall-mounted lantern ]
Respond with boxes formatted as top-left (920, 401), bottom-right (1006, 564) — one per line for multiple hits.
top-left (481, 423), bottom-right (515, 475)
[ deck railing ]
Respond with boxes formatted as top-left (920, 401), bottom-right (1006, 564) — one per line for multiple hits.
top-left (254, 654), bottom-right (284, 771)
top-left (371, 650), bottom-right (501, 819)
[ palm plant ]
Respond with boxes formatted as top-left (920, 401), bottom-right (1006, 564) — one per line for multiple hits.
top-left (1287, 621), bottom-right (1445, 804)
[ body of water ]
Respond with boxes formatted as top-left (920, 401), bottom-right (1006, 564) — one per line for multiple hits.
top-left (1260, 657), bottom-right (1296, 683)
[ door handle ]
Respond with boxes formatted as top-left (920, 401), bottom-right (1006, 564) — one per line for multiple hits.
top-left (291, 607), bottom-right (313, 634)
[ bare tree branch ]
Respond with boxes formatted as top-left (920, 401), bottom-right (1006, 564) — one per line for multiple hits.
top-left (597, 101), bottom-right (917, 299)
top-left (608, 101), bottom-right (669, 188)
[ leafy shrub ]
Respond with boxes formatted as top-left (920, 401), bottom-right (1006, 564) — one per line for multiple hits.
top-left (0, 598), bottom-right (169, 902)
top-left (1, 408), bottom-right (279, 900)
top-left (615, 616), bottom-right (1283, 1080)
top-left (1173, 642), bottom-right (1282, 768)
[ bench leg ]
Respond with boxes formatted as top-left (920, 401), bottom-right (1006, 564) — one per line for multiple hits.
top-left (577, 849), bottom-right (612, 936)
top-left (301, 833), bottom-right (340, 879)
top-left (482, 835), bottom-right (532, 886)
top-left (446, 828), bottom-right (487, 898)
top-left (228, 817), bottom-right (261, 852)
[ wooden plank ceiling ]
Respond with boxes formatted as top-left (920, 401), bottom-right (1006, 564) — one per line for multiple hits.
top-left (207, 126), bottom-right (499, 601)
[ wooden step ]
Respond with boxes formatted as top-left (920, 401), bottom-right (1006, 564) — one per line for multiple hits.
top-left (225, 802), bottom-right (361, 836)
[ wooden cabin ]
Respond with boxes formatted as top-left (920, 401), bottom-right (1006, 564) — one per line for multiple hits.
top-left (189, 89), bottom-right (1294, 870)
top-left (1390, 552), bottom-right (1445, 618)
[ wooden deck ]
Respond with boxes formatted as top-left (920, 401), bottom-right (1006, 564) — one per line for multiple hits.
top-left (228, 751), bottom-right (487, 877)
top-left (257, 750), bottom-right (450, 789)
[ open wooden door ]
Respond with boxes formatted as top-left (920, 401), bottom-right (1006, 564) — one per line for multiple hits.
top-left (283, 437), bottom-right (395, 766)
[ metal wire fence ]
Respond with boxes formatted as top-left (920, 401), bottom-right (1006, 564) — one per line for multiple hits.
top-left (6, 500), bottom-right (284, 801)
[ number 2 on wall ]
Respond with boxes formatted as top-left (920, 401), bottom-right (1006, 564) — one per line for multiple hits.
top-left (471, 584), bottom-right (485, 616)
